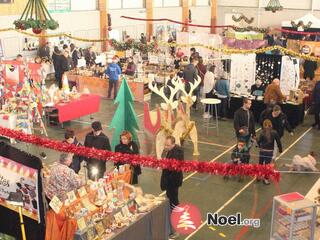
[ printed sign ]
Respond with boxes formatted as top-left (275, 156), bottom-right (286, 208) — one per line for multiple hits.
top-left (0, 156), bottom-right (40, 222)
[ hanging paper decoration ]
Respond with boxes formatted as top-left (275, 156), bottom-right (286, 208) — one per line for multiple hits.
top-left (232, 14), bottom-right (254, 24)
top-left (13, 0), bottom-right (59, 34)
top-left (265, 0), bottom-right (283, 13)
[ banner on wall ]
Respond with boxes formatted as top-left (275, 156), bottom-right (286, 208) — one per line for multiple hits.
top-left (280, 56), bottom-right (300, 96)
top-left (0, 156), bottom-right (40, 222)
top-left (299, 41), bottom-right (320, 56)
top-left (230, 54), bottom-right (256, 95)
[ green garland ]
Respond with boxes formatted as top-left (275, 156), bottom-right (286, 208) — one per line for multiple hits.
top-left (231, 26), bottom-right (268, 33)
top-left (110, 39), bottom-right (155, 53)
top-left (232, 14), bottom-right (254, 24)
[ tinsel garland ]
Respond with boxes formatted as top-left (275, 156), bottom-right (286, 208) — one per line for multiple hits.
top-left (0, 126), bottom-right (280, 182)
top-left (232, 14), bottom-right (254, 24)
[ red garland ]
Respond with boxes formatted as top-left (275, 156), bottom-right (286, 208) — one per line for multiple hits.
top-left (120, 16), bottom-right (230, 29)
top-left (277, 28), bottom-right (320, 35)
top-left (0, 126), bottom-right (280, 182)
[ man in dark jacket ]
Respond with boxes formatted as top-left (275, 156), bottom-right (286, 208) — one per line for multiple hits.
top-left (183, 57), bottom-right (199, 109)
top-left (233, 98), bottom-right (256, 142)
top-left (56, 50), bottom-right (71, 89)
top-left (70, 43), bottom-right (80, 69)
top-left (84, 121), bottom-right (111, 180)
top-left (312, 80), bottom-right (320, 129)
top-left (63, 129), bottom-right (83, 174)
top-left (160, 136), bottom-right (184, 209)
top-left (262, 105), bottom-right (293, 139)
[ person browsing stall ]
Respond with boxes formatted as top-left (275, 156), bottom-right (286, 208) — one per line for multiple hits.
top-left (215, 72), bottom-right (230, 120)
top-left (262, 105), bottom-right (293, 139)
top-left (257, 119), bottom-right (282, 185)
top-left (264, 78), bottom-right (286, 105)
top-left (251, 79), bottom-right (266, 96)
top-left (84, 121), bottom-right (111, 180)
top-left (105, 56), bottom-right (122, 99)
top-left (115, 131), bottom-right (141, 185)
top-left (203, 65), bottom-right (216, 118)
top-left (45, 153), bottom-right (83, 202)
top-left (233, 98), bottom-right (256, 142)
top-left (124, 57), bottom-right (136, 76)
top-left (63, 129), bottom-right (83, 174)
top-left (160, 136), bottom-right (184, 210)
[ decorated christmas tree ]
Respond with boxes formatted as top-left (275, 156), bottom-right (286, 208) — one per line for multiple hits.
top-left (109, 77), bottom-right (140, 150)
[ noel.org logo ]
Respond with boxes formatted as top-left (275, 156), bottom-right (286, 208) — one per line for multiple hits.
top-left (170, 203), bottom-right (202, 235)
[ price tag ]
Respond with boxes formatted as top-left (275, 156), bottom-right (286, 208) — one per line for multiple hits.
top-left (77, 186), bottom-right (87, 198)
top-left (49, 196), bottom-right (63, 214)
top-left (77, 217), bottom-right (87, 232)
top-left (67, 190), bottom-right (77, 203)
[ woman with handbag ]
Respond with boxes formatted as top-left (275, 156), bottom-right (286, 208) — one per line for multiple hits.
top-left (115, 131), bottom-right (141, 185)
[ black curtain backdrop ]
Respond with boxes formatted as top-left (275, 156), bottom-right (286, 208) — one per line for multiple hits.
top-left (256, 54), bottom-right (283, 86)
top-left (0, 142), bottom-right (45, 240)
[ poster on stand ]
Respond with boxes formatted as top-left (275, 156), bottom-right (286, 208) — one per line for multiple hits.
top-left (230, 54), bottom-right (256, 95)
top-left (280, 56), bottom-right (300, 96)
top-left (0, 156), bottom-right (40, 222)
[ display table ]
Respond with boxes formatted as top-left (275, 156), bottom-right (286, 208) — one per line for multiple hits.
top-left (74, 200), bottom-right (170, 240)
top-left (55, 94), bottom-right (101, 123)
top-left (228, 96), bottom-right (305, 128)
top-left (67, 74), bottom-right (146, 102)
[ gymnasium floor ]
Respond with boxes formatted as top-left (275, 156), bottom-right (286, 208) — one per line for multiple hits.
top-left (6, 95), bottom-right (320, 240)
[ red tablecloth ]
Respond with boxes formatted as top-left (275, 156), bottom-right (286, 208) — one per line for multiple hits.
top-left (55, 94), bottom-right (101, 123)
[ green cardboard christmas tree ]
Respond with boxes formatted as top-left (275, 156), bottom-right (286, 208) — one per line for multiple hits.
top-left (109, 77), bottom-right (140, 150)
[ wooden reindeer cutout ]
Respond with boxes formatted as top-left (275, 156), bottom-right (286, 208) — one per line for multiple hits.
top-left (147, 81), bottom-right (180, 159)
top-left (172, 76), bottom-right (200, 156)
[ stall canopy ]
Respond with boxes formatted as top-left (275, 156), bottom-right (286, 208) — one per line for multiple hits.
top-left (282, 14), bottom-right (320, 39)
top-left (282, 13), bottom-right (320, 29)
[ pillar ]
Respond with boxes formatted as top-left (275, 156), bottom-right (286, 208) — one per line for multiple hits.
top-left (99, 0), bottom-right (108, 51)
top-left (146, 0), bottom-right (153, 41)
top-left (210, 0), bottom-right (217, 34)
top-left (182, 0), bottom-right (190, 32)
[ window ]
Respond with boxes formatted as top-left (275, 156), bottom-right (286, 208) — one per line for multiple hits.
top-left (48, 0), bottom-right (71, 13)
top-left (163, 0), bottom-right (180, 7)
top-left (154, 0), bottom-right (163, 7)
top-left (0, 0), bottom-right (13, 3)
top-left (122, 0), bottom-right (144, 8)
top-left (71, 0), bottom-right (97, 11)
top-left (109, 1), bottom-right (122, 9)
top-left (155, 0), bottom-right (181, 7)
top-left (196, 0), bottom-right (209, 6)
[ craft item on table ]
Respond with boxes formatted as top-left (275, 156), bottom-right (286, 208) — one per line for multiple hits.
top-left (288, 89), bottom-right (304, 104)
top-left (77, 186), bottom-right (87, 198)
top-left (230, 54), bottom-right (256, 95)
top-left (49, 196), bottom-right (63, 214)
top-left (67, 190), bottom-right (77, 203)
top-left (62, 75), bottom-right (70, 94)
top-left (86, 226), bottom-right (96, 240)
top-left (95, 222), bottom-right (105, 237)
top-left (109, 77), bottom-right (140, 150)
top-left (81, 197), bottom-right (97, 212)
top-left (77, 217), bottom-right (87, 232)
top-left (82, 87), bottom-right (90, 94)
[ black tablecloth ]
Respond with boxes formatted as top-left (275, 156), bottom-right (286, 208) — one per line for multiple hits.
top-left (227, 97), bottom-right (305, 128)
top-left (75, 200), bottom-right (171, 240)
